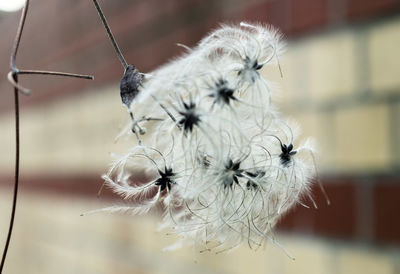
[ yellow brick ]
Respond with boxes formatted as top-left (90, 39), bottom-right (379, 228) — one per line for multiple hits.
top-left (280, 238), bottom-right (334, 274)
top-left (307, 31), bottom-right (358, 103)
top-left (338, 247), bottom-right (395, 274)
top-left (334, 103), bottom-right (390, 172)
top-left (264, 43), bottom-right (314, 109)
top-left (290, 111), bottom-right (336, 173)
top-left (393, 102), bottom-right (400, 165)
top-left (368, 18), bottom-right (400, 93)
top-left (262, 46), bottom-right (303, 107)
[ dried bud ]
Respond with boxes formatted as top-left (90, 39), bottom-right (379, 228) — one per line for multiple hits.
top-left (120, 64), bottom-right (142, 107)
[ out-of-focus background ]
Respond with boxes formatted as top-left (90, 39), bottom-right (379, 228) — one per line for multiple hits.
top-left (0, 0), bottom-right (399, 273)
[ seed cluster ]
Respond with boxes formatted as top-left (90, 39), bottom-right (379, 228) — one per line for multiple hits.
top-left (102, 23), bottom-right (317, 252)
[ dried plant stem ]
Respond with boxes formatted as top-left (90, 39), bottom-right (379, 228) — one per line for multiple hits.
top-left (18, 70), bottom-right (94, 79)
top-left (0, 77), bottom-right (20, 274)
top-left (92, 0), bottom-right (128, 70)
top-left (0, 0), bottom-right (29, 270)
top-left (91, 0), bottom-right (150, 150)
top-left (10, 0), bottom-right (29, 72)
top-left (8, 70), bottom-right (93, 95)
top-left (7, 71), bottom-right (30, 95)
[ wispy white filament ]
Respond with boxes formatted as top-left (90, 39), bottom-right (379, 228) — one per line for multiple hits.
top-left (102, 22), bottom-right (317, 253)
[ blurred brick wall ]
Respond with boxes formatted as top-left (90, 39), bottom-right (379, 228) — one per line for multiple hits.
top-left (0, 0), bottom-right (400, 273)
top-left (0, 0), bottom-right (399, 244)
top-left (270, 15), bottom-right (400, 246)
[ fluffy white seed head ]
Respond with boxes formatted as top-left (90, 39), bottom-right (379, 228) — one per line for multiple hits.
top-left (102, 22), bottom-right (316, 253)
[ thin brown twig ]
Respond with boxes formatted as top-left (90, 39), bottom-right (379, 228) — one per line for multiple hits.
top-left (92, 0), bottom-right (128, 70)
top-left (18, 70), bottom-right (94, 79)
top-left (10, 0), bottom-right (29, 72)
top-left (7, 70), bottom-right (94, 95)
top-left (0, 77), bottom-right (20, 274)
top-left (7, 71), bottom-right (30, 95)
top-left (0, 0), bottom-right (29, 269)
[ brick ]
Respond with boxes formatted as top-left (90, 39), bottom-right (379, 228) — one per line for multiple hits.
top-left (239, 0), bottom-right (292, 34)
top-left (333, 103), bottom-right (391, 172)
top-left (311, 181), bottom-right (357, 238)
top-left (290, 111), bottom-right (336, 172)
top-left (196, 247), bottom-right (267, 274)
top-left (263, 43), bottom-right (311, 108)
top-left (290, 0), bottom-right (329, 35)
top-left (391, 102), bottom-right (400, 168)
top-left (307, 31), bottom-right (358, 103)
top-left (337, 247), bottom-right (396, 274)
top-left (279, 180), bottom-right (357, 239)
top-left (347, 0), bottom-right (400, 21)
top-left (282, 238), bottom-right (334, 274)
top-left (374, 179), bottom-right (400, 244)
top-left (368, 18), bottom-right (400, 93)
top-left (261, 59), bottom-right (290, 107)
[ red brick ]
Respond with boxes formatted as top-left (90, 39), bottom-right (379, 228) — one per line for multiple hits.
top-left (237, 0), bottom-right (329, 35)
top-left (374, 178), bottom-right (400, 245)
top-left (239, 0), bottom-right (292, 34)
top-left (347, 0), bottom-right (400, 21)
top-left (290, 0), bottom-right (329, 35)
top-left (278, 178), bottom-right (357, 239)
